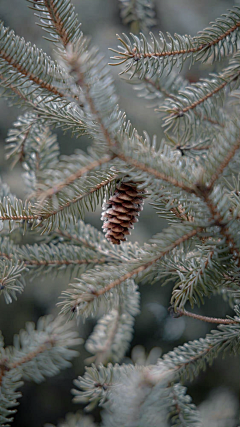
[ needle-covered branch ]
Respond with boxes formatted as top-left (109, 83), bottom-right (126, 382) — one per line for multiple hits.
top-left (0, 315), bottom-right (81, 425)
top-left (110, 7), bottom-right (240, 77)
top-left (59, 225), bottom-right (199, 318)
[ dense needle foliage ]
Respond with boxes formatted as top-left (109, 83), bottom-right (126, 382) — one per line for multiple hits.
top-left (0, 0), bottom-right (240, 426)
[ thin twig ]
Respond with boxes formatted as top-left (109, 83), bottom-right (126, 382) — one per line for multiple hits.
top-left (171, 79), bottom-right (228, 116)
top-left (43, 0), bottom-right (71, 47)
top-left (0, 250), bottom-right (107, 267)
top-left (198, 186), bottom-right (240, 265)
top-left (116, 20), bottom-right (240, 61)
top-left (38, 155), bottom-right (114, 202)
top-left (173, 307), bottom-right (238, 324)
top-left (143, 75), bottom-right (224, 128)
top-left (117, 152), bottom-right (196, 194)
top-left (207, 137), bottom-right (240, 190)
top-left (72, 228), bottom-right (200, 311)
top-left (37, 174), bottom-right (117, 219)
top-left (0, 48), bottom-right (65, 99)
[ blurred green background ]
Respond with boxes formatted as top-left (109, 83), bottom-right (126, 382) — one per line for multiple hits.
top-left (0, 1), bottom-right (239, 426)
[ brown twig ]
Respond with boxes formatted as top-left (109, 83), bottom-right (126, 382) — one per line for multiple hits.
top-left (170, 79), bottom-right (228, 116)
top-left (116, 153), bottom-right (196, 195)
top-left (72, 228), bottom-right (200, 311)
top-left (207, 137), bottom-right (240, 191)
top-left (43, 0), bottom-right (71, 47)
top-left (0, 249), bottom-right (107, 268)
top-left (10, 342), bottom-right (52, 370)
top-left (0, 214), bottom-right (37, 221)
top-left (38, 155), bottom-right (114, 202)
top-left (0, 339), bottom-right (55, 387)
top-left (198, 186), bottom-right (240, 265)
top-left (117, 20), bottom-right (240, 61)
top-left (143, 75), bottom-right (224, 128)
top-left (0, 49), bottom-right (65, 99)
top-left (37, 174), bottom-right (117, 219)
top-left (173, 307), bottom-right (238, 324)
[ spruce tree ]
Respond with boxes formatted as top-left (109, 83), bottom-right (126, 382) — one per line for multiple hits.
top-left (0, 0), bottom-right (240, 426)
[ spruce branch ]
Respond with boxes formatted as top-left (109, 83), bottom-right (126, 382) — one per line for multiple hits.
top-left (53, 219), bottom-right (142, 262)
top-left (37, 155), bottom-right (114, 203)
top-left (34, 172), bottom-right (118, 232)
top-left (85, 283), bottom-right (140, 364)
top-left (127, 71), bottom-right (225, 130)
top-left (116, 152), bottom-right (196, 194)
top-left (161, 76), bottom-right (228, 135)
top-left (0, 22), bottom-right (72, 99)
top-left (118, 0), bottom-right (156, 34)
top-left (207, 135), bottom-right (240, 190)
top-left (0, 315), bottom-right (81, 425)
top-left (155, 310), bottom-right (240, 383)
top-left (74, 311), bottom-right (240, 421)
top-left (110, 7), bottom-right (240, 76)
top-left (170, 307), bottom-right (238, 325)
top-left (197, 185), bottom-right (240, 265)
top-left (0, 259), bottom-right (26, 304)
top-left (2, 1), bottom-right (240, 424)
top-left (170, 247), bottom-right (226, 309)
top-left (60, 226), bottom-right (199, 317)
top-left (0, 237), bottom-right (110, 300)
top-left (31, 0), bottom-right (82, 47)
top-left (0, 70), bottom-right (86, 136)
top-left (169, 383), bottom-right (201, 427)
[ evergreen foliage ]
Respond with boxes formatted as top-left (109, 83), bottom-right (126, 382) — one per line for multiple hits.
top-left (0, 0), bottom-right (240, 425)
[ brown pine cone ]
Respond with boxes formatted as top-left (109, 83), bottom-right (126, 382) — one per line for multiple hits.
top-left (101, 181), bottom-right (145, 245)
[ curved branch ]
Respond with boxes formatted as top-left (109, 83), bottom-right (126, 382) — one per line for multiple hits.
top-left (38, 174), bottom-right (117, 220)
top-left (114, 19), bottom-right (240, 62)
top-left (43, 0), bottom-right (70, 47)
top-left (72, 227), bottom-right (199, 312)
top-left (0, 48), bottom-right (65, 99)
top-left (172, 307), bottom-right (238, 324)
top-left (38, 155), bottom-right (114, 202)
top-left (117, 152), bottom-right (196, 194)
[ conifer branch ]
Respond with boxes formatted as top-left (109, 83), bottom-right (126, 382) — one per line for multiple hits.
top-left (64, 44), bottom-right (117, 149)
top-left (42, 0), bottom-right (71, 47)
top-left (147, 315), bottom-right (240, 384)
top-left (195, 187), bottom-right (240, 268)
top-left (0, 49), bottom-right (64, 98)
top-left (69, 227), bottom-right (199, 313)
top-left (0, 73), bottom-right (30, 104)
top-left (169, 384), bottom-right (200, 427)
top-left (170, 248), bottom-right (222, 308)
top-left (207, 135), bottom-right (240, 190)
top-left (141, 73), bottom-right (224, 128)
top-left (0, 72), bottom-right (86, 135)
top-left (116, 152), bottom-right (196, 194)
top-left (38, 155), bottom-right (114, 202)
top-left (2, 2), bottom-right (240, 424)
top-left (0, 214), bottom-right (37, 222)
top-left (36, 174), bottom-right (117, 222)
top-left (9, 342), bottom-right (53, 371)
top-left (54, 228), bottom-right (122, 261)
top-left (111, 7), bottom-right (240, 76)
top-left (0, 23), bottom-right (69, 99)
top-left (0, 238), bottom-right (108, 275)
top-left (32, 0), bottom-right (82, 46)
top-left (172, 307), bottom-right (238, 324)
top-left (169, 78), bottom-right (228, 117)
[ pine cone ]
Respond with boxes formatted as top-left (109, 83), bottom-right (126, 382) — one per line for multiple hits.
top-left (101, 181), bottom-right (145, 245)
